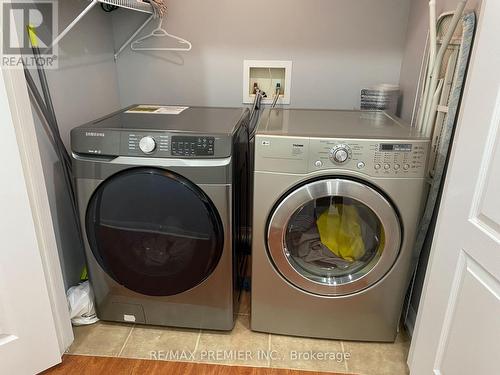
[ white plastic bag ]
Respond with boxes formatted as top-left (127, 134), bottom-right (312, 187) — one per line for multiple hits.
top-left (67, 281), bottom-right (99, 326)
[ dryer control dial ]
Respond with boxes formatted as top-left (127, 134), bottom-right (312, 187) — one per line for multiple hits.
top-left (330, 144), bottom-right (351, 164)
top-left (139, 136), bottom-right (157, 154)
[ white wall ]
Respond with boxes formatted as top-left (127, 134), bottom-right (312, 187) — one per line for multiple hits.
top-left (112, 0), bottom-right (411, 109)
top-left (31, 0), bottom-right (121, 288)
top-left (46, 0), bottom-right (121, 148)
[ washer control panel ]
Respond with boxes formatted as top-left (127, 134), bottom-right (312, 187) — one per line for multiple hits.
top-left (126, 133), bottom-right (170, 156)
top-left (171, 136), bottom-right (215, 157)
top-left (139, 136), bottom-right (157, 154)
top-left (117, 132), bottom-right (228, 158)
top-left (310, 139), bottom-right (429, 177)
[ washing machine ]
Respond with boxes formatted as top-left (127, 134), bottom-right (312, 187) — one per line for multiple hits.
top-left (71, 105), bottom-right (250, 330)
top-left (251, 109), bottom-right (430, 341)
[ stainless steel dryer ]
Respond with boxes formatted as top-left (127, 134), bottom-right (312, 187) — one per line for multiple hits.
top-left (71, 106), bottom-right (250, 330)
top-left (251, 109), bottom-right (430, 341)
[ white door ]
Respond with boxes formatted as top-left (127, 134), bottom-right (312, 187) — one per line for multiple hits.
top-left (0, 68), bottom-right (62, 373)
top-left (409, 1), bottom-right (500, 374)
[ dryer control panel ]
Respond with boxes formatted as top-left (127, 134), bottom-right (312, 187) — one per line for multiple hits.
top-left (171, 136), bottom-right (215, 157)
top-left (71, 130), bottom-right (232, 159)
top-left (309, 139), bottom-right (429, 177)
top-left (255, 135), bottom-right (430, 178)
top-left (123, 133), bottom-right (222, 158)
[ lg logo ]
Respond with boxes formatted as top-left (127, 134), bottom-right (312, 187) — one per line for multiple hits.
top-left (2, 1), bottom-right (56, 55)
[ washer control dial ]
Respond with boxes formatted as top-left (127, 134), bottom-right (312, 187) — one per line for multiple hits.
top-left (139, 136), bottom-right (157, 154)
top-left (329, 144), bottom-right (351, 164)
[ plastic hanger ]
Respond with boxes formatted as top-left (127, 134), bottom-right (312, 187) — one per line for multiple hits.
top-left (131, 18), bottom-right (192, 52)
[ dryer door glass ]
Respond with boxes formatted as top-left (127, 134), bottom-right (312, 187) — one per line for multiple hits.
top-left (267, 179), bottom-right (401, 296)
top-left (86, 168), bottom-right (224, 296)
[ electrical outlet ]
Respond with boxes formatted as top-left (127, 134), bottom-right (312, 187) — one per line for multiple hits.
top-left (243, 60), bottom-right (292, 105)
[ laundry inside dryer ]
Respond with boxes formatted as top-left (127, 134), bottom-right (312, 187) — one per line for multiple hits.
top-left (285, 196), bottom-right (384, 280)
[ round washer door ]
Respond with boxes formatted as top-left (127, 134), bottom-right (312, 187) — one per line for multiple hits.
top-left (86, 168), bottom-right (224, 297)
top-left (267, 178), bottom-right (401, 296)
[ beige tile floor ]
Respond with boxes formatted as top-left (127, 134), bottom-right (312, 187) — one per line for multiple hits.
top-left (67, 291), bottom-right (410, 375)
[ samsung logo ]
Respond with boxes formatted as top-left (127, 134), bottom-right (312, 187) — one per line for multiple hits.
top-left (85, 132), bottom-right (105, 137)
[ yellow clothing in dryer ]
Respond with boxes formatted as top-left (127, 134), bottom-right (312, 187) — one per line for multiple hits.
top-left (316, 204), bottom-right (366, 261)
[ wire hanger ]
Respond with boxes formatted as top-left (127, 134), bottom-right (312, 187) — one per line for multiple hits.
top-left (131, 18), bottom-right (192, 52)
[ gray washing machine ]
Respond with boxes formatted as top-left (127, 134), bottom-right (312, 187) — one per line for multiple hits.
top-left (71, 106), bottom-right (250, 330)
top-left (251, 109), bottom-right (430, 341)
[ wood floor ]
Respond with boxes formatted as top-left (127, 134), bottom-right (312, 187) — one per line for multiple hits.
top-left (41, 355), bottom-right (346, 375)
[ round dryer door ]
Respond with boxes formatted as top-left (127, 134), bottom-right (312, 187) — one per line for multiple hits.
top-left (86, 168), bottom-right (224, 297)
top-left (267, 178), bottom-right (401, 296)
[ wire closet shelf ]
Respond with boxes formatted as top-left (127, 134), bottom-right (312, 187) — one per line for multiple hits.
top-left (99, 0), bottom-right (153, 14)
top-left (50, 0), bottom-right (155, 59)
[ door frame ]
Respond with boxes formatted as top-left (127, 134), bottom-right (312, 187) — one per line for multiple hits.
top-left (408, 0), bottom-right (500, 372)
top-left (2, 66), bottom-right (73, 353)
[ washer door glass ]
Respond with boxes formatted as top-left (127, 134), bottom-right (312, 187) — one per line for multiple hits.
top-left (267, 179), bottom-right (401, 296)
top-left (86, 168), bottom-right (224, 297)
